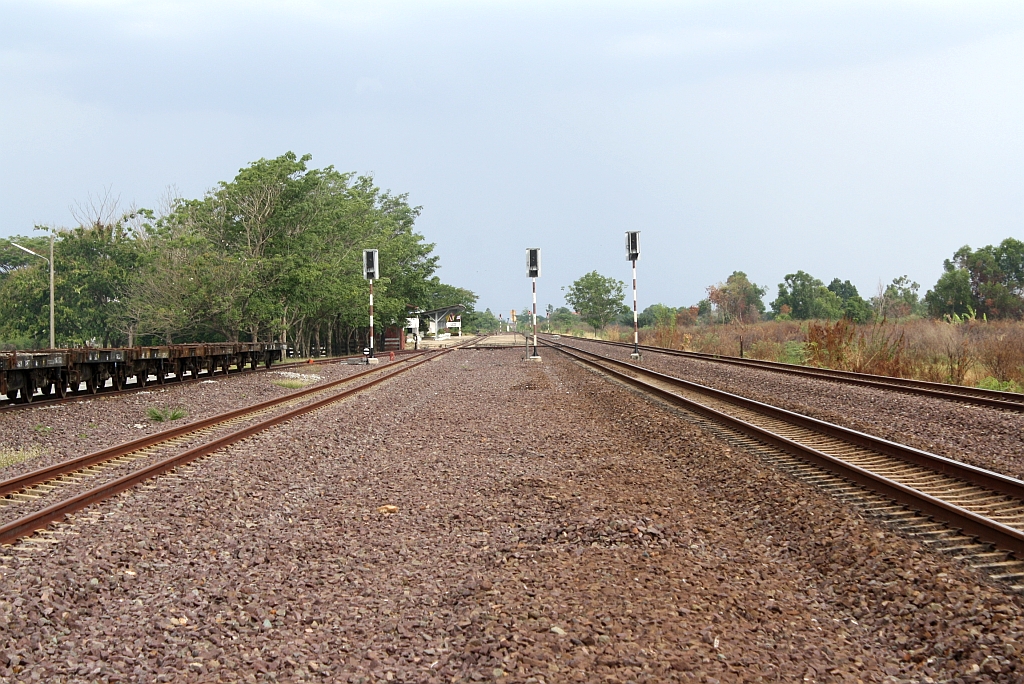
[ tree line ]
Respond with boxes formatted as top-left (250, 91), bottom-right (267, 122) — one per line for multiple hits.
top-left (543, 237), bottom-right (1024, 334)
top-left (0, 153), bottom-right (477, 353)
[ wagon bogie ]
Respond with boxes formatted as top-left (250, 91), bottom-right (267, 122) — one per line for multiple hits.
top-left (4, 342), bottom-right (290, 404)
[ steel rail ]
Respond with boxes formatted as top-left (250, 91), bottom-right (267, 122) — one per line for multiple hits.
top-left (0, 348), bottom-right (450, 545)
top-left (553, 335), bottom-right (1024, 412)
top-left (544, 339), bottom-right (1024, 557)
top-left (0, 352), bottom-right (426, 499)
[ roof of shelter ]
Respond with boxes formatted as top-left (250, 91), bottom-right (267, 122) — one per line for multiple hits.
top-left (416, 304), bottom-right (466, 319)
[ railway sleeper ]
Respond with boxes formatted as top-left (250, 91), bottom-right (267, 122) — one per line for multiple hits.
top-left (973, 559), bottom-right (1024, 571)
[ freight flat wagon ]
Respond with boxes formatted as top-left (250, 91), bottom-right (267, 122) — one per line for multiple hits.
top-left (0, 343), bottom-right (286, 403)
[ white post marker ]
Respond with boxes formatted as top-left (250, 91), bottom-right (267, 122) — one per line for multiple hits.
top-left (526, 248), bottom-right (541, 360)
top-left (363, 249), bottom-right (380, 364)
top-left (626, 231), bottom-right (641, 360)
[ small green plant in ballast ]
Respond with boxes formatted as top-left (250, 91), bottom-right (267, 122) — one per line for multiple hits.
top-left (147, 407), bottom-right (187, 422)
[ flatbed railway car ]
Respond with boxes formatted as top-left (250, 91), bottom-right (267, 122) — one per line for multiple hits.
top-left (1, 342), bottom-right (286, 403)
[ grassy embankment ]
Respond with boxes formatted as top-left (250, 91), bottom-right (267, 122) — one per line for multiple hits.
top-left (588, 319), bottom-right (1024, 393)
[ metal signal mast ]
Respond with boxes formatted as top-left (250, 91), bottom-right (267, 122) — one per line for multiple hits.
top-left (526, 248), bottom-right (541, 360)
top-left (626, 232), bottom-right (641, 360)
top-left (363, 249), bottom-right (379, 363)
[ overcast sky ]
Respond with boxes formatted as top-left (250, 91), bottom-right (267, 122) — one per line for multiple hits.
top-left (2, 1), bottom-right (1023, 315)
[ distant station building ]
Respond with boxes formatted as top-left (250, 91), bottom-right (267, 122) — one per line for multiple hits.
top-left (417, 305), bottom-right (466, 340)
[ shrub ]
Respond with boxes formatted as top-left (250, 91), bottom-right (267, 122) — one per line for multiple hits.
top-left (147, 407), bottom-right (187, 422)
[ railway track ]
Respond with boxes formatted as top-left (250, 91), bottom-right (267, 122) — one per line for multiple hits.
top-left (460, 332), bottom-right (531, 350)
top-left (0, 347), bottom-right (450, 546)
top-left (544, 338), bottom-right (1024, 589)
top-left (0, 350), bottom-right (418, 411)
top-left (555, 334), bottom-right (1024, 413)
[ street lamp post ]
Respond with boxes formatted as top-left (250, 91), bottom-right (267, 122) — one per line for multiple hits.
top-left (12, 237), bottom-right (54, 349)
top-left (626, 231), bottom-right (641, 360)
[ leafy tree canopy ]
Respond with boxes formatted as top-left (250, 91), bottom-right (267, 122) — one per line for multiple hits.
top-left (872, 276), bottom-right (924, 320)
top-left (637, 303), bottom-right (678, 328)
top-left (827, 279), bottom-right (872, 323)
top-left (925, 239), bottom-right (1024, 319)
top-left (707, 271), bottom-right (766, 324)
top-left (771, 271), bottom-right (842, 320)
top-left (0, 152), bottom-right (473, 353)
top-left (563, 271), bottom-right (627, 333)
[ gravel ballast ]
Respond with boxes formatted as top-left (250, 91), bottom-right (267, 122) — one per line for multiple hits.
top-left (0, 361), bottom-right (374, 481)
top-left (561, 337), bottom-right (1024, 481)
top-left (0, 348), bottom-right (1022, 682)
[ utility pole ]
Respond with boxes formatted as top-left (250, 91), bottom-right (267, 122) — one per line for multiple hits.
top-left (626, 231), bottom-right (641, 360)
top-left (12, 237), bottom-right (54, 348)
top-left (363, 249), bottom-right (379, 364)
top-left (526, 248), bottom-right (541, 360)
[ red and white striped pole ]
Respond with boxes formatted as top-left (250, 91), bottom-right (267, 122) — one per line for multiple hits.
top-left (632, 259), bottom-right (639, 355)
top-left (532, 277), bottom-right (538, 357)
top-left (369, 279), bottom-right (375, 358)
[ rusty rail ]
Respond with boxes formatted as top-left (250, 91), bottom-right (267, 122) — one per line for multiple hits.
top-left (0, 350), bottom-right (447, 544)
top-left (554, 335), bottom-right (1024, 413)
top-left (546, 339), bottom-right (1024, 557)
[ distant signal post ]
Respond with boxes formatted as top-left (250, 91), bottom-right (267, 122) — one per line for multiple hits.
top-left (363, 249), bottom-right (379, 364)
top-left (527, 248), bottom-right (541, 360)
top-left (626, 232), bottom-right (641, 360)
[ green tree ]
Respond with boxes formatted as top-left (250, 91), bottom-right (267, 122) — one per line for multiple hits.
top-left (707, 271), bottom-right (766, 324)
top-left (925, 265), bottom-right (974, 318)
top-left (420, 278), bottom-right (477, 311)
top-left (547, 306), bottom-right (579, 332)
top-left (827, 278), bottom-right (872, 323)
top-left (924, 239), bottom-right (1024, 319)
top-left (1, 214), bottom-right (145, 347)
top-left (462, 308), bottom-right (500, 333)
top-left (771, 271), bottom-right (843, 320)
top-left (873, 276), bottom-right (923, 320)
top-left (563, 271), bottom-right (626, 334)
top-left (1, 153), bottom-right (469, 354)
top-left (695, 298), bottom-right (712, 320)
top-left (637, 303), bottom-right (678, 328)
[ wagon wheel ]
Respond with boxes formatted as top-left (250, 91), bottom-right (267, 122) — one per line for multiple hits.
top-left (21, 385), bottom-right (35, 404)
top-left (56, 377), bottom-right (68, 398)
top-left (157, 364), bottom-right (167, 384)
top-left (137, 372), bottom-right (148, 388)
top-left (86, 377), bottom-right (99, 395)
top-left (113, 372), bottom-right (124, 391)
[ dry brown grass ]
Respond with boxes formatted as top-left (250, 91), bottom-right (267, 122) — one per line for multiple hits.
top-left (0, 445), bottom-right (44, 469)
top-left (627, 318), bottom-right (1024, 391)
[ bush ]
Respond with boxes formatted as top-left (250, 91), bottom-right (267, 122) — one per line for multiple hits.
top-left (977, 323), bottom-right (1024, 383)
top-left (977, 376), bottom-right (1024, 394)
top-left (633, 317), bottom-right (1024, 387)
top-left (147, 407), bottom-right (187, 422)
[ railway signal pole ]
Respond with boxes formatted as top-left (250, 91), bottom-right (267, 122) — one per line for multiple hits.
top-left (12, 237), bottom-right (54, 349)
top-left (363, 249), bottom-right (379, 364)
top-left (526, 248), bottom-right (541, 360)
top-left (626, 231), bottom-right (641, 360)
